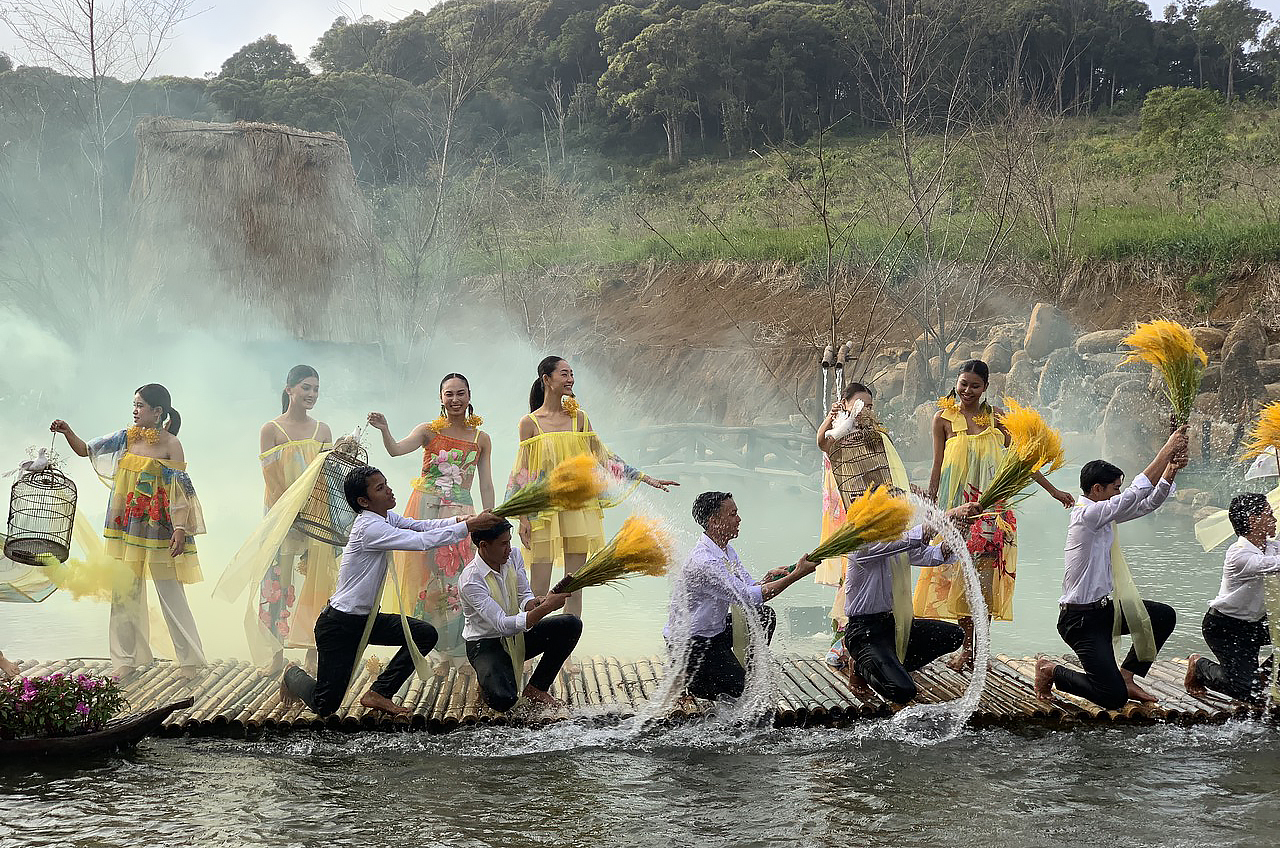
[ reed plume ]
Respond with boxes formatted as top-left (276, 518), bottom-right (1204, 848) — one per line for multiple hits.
top-left (806, 485), bottom-right (912, 562)
top-left (977, 398), bottom-right (1066, 511)
top-left (552, 514), bottom-right (672, 593)
top-left (1241, 401), bottom-right (1280, 462)
top-left (1121, 320), bottom-right (1208, 429)
top-left (495, 454), bottom-right (604, 518)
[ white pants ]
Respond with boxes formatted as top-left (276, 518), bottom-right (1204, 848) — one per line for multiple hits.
top-left (110, 575), bottom-right (206, 669)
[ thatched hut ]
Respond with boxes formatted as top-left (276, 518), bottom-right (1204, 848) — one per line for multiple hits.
top-left (130, 117), bottom-right (384, 340)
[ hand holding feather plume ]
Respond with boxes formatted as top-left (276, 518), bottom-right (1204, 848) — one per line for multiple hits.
top-left (976, 398), bottom-right (1067, 512)
top-left (806, 485), bottom-right (913, 562)
top-left (495, 454), bottom-right (605, 518)
top-left (551, 514), bottom-right (672, 593)
top-left (1121, 320), bottom-right (1208, 431)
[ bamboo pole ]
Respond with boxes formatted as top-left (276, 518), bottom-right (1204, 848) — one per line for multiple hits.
top-left (777, 659), bottom-right (832, 721)
top-left (427, 667), bottom-right (458, 733)
top-left (799, 659), bottom-right (865, 718)
top-left (337, 664), bottom-right (375, 731)
top-left (195, 664), bottom-right (259, 730)
top-left (416, 666), bottom-right (448, 731)
top-left (442, 665), bottom-right (468, 730)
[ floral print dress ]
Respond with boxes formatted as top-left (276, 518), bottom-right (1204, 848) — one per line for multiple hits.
top-left (391, 432), bottom-right (480, 661)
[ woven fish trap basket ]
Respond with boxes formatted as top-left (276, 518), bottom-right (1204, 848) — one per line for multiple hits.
top-left (293, 441), bottom-right (369, 547)
top-left (5, 468), bottom-right (77, 566)
top-left (831, 425), bottom-right (896, 509)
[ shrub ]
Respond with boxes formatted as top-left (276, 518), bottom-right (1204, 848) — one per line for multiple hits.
top-left (0, 673), bottom-right (125, 738)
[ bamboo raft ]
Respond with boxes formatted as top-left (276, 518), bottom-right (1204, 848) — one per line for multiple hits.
top-left (10, 654), bottom-right (1273, 738)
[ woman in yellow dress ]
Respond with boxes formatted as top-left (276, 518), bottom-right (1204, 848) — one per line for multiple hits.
top-left (368, 373), bottom-right (493, 668)
top-left (513, 356), bottom-right (678, 619)
top-left (50, 383), bottom-right (207, 677)
top-left (912, 360), bottom-right (1074, 670)
top-left (256, 365), bottom-right (336, 672)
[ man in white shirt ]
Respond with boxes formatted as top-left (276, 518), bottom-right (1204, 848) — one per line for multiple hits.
top-left (460, 519), bottom-right (579, 712)
top-left (843, 503), bottom-right (977, 704)
top-left (282, 466), bottom-right (499, 717)
top-left (1035, 428), bottom-right (1188, 709)
top-left (665, 491), bottom-right (815, 701)
top-left (1185, 492), bottom-right (1280, 701)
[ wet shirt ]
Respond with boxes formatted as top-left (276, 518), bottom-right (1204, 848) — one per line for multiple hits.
top-left (459, 549), bottom-right (536, 639)
top-left (1209, 537), bottom-right (1280, 622)
top-left (844, 525), bottom-right (945, 618)
top-left (328, 510), bottom-right (468, 615)
top-left (1060, 473), bottom-right (1174, 605)
top-left (666, 534), bottom-right (764, 640)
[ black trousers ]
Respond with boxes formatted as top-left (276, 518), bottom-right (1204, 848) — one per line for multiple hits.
top-left (681, 606), bottom-right (777, 701)
top-left (1053, 599), bottom-right (1176, 710)
top-left (1196, 608), bottom-right (1272, 702)
top-left (283, 605), bottom-right (437, 716)
top-left (842, 611), bottom-right (963, 705)
top-left (466, 614), bottom-right (582, 713)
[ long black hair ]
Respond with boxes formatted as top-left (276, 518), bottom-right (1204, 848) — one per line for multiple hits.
top-left (136, 383), bottom-right (181, 435)
top-left (282, 364), bottom-right (319, 414)
top-left (529, 355), bottom-right (566, 412)
top-left (440, 372), bottom-right (475, 418)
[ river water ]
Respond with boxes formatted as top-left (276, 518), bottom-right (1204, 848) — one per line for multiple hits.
top-left (4, 465), bottom-right (1278, 846)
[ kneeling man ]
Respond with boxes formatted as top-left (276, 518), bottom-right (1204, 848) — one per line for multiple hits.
top-left (461, 519), bottom-right (581, 711)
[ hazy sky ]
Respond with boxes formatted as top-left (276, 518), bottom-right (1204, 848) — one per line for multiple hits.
top-left (2, 0), bottom-right (1280, 79)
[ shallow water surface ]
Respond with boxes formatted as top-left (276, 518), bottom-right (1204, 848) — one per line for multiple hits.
top-left (3, 719), bottom-right (1277, 848)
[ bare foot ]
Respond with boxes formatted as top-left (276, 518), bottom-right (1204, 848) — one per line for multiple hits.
top-left (521, 684), bottom-right (564, 708)
top-left (1184, 655), bottom-right (1207, 696)
top-left (279, 670), bottom-right (300, 708)
top-left (359, 690), bottom-right (410, 716)
top-left (845, 667), bottom-right (874, 699)
top-left (946, 648), bottom-right (974, 673)
top-left (0, 652), bottom-right (19, 679)
top-left (1121, 670), bottom-right (1158, 703)
top-left (1034, 658), bottom-right (1057, 701)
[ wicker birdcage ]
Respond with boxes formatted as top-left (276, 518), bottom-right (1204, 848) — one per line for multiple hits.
top-left (5, 468), bottom-right (77, 566)
top-left (830, 417), bottom-right (896, 509)
top-left (292, 440), bottom-right (369, 546)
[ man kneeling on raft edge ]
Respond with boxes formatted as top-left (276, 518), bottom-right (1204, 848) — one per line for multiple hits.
top-left (1185, 492), bottom-right (1280, 702)
top-left (664, 491), bottom-right (817, 701)
top-left (1035, 427), bottom-right (1188, 709)
top-left (282, 465), bottom-right (501, 717)
top-left (842, 501), bottom-right (979, 705)
top-left (460, 519), bottom-right (581, 712)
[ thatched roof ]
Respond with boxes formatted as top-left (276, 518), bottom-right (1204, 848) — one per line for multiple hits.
top-left (130, 117), bottom-right (384, 340)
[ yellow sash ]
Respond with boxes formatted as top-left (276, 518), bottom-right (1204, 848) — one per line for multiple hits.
top-left (1109, 527), bottom-right (1156, 663)
top-left (883, 435), bottom-right (913, 660)
top-left (1263, 574), bottom-right (1280, 702)
top-left (485, 569), bottom-right (526, 685)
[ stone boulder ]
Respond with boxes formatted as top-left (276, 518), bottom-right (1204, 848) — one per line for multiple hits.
top-left (1073, 329), bottom-right (1128, 355)
top-left (1219, 315), bottom-right (1268, 420)
top-left (1101, 380), bottom-right (1168, 462)
top-left (988, 322), bottom-right (1026, 351)
top-left (981, 340), bottom-right (1012, 373)
top-left (1191, 326), bottom-right (1228, 354)
top-left (1090, 371), bottom-right (1139, 406)
top-left (1199, 364), bottom-right (1222, 393)
top-left (1268, 343), bottom-right (1280, 360)
top-left (901, 347), bottom-right (932, 410)
top-left (1006, 350), bottom-right (1039, 403)
top-left (1038, 347), bottom-right (1085, 406)
top-left (1023, 303), bottom-right (1074, 361)
top-left (1259, 360), bottom-right (1280, 383)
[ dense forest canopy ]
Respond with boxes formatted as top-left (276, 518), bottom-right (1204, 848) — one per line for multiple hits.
top-left (3, 0), bottom-right (1278, 181)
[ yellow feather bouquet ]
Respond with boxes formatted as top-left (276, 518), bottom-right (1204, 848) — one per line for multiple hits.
top-left (1241, 401), bottom-right (1280, 462)
top-left (806, 485), bottom-right (913, 563)
top-left (552, 514), bottom-right (672, 593)
top-left (494, 454), bottom-right (605, 518)
top-left (1121, 320), bottom-right (1208, 430)
top-left (976, 398), bottom-right (1066, 511)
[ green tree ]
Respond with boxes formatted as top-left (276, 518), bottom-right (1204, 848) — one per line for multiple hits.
top-left (1139, 85), bottom-right (1228, 206)
top-left (209, 35), bottom-right (311, 119)
top-left (310, 16), bottom-right (390, 73)
top-left (1199, 0), bottom-right (1271, 101)
top-left (0, 54), bottom-right (12, 73)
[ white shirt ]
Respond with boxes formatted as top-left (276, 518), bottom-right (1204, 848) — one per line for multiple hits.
top-left (664, 533), bottom-right (764, 641)
top-left (1208, 536), bottom-right (1280, 622)
top-left (459, 549), bottom-right (536, 640)
top-left (844, 525), bottom-right (947, 618)
top-left (1059, 473), bottom-right (1174, 605)
top-left (328, 510), bottom-right (469, 615)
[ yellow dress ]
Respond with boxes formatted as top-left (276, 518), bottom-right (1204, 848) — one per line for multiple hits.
top-left (86, 428), bottom-right (206, 584)
top-left (508, 411), bottom-right (640, 566)
top-left (911, 404), bottom-right (1018, 622)
top-left (256, 422), bottom-right (339, 651)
